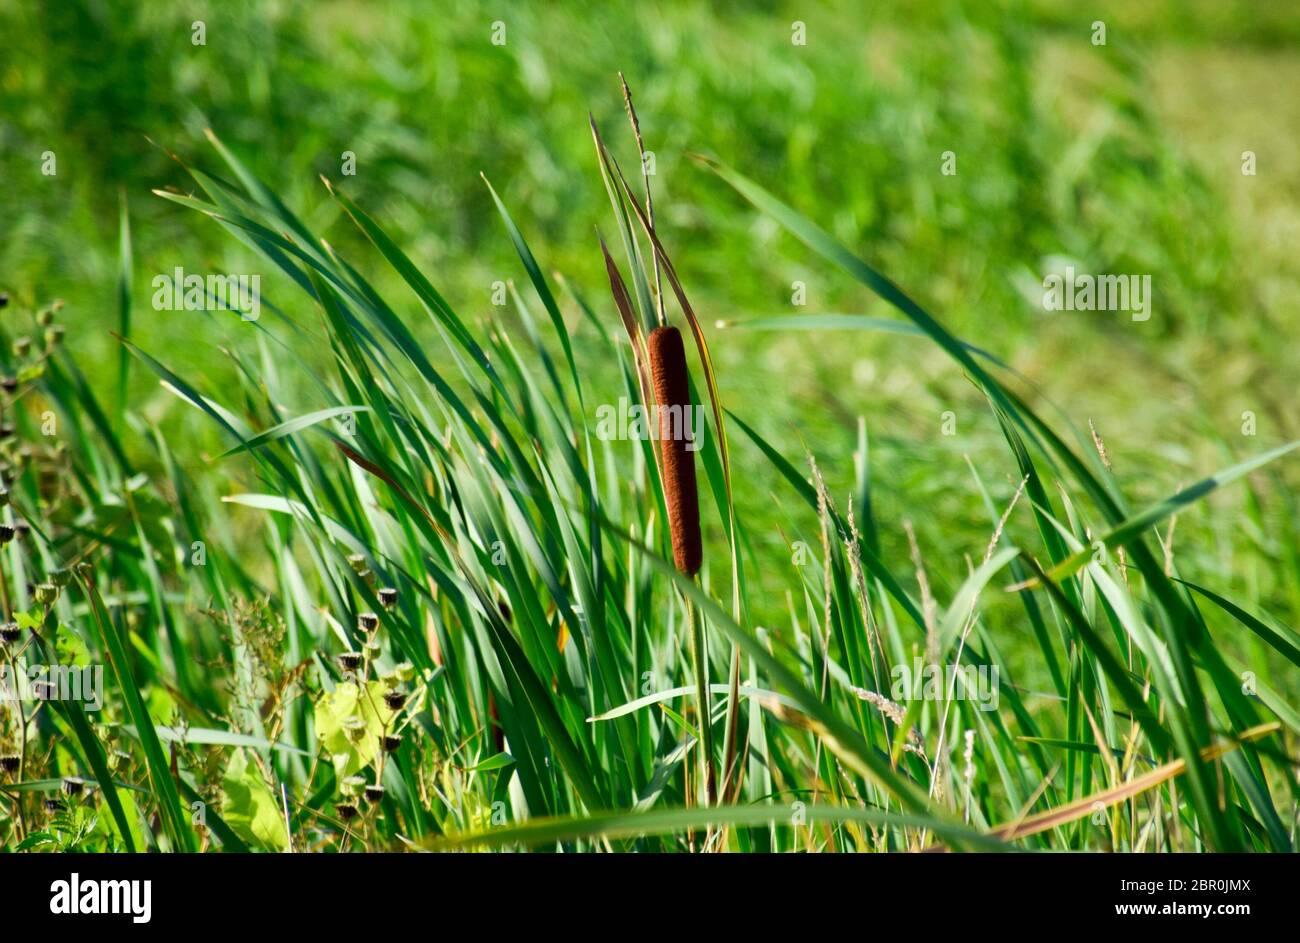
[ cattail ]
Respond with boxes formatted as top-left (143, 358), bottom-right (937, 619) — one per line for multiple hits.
top-left (647, 326), bottom-right (702, 576)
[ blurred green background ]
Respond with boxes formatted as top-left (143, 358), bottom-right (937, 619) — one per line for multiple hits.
top-left (3, 0), bottom-right (1297, 624)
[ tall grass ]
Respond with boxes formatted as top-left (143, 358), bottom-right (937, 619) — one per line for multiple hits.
top-left (1, 98), bottom-right (1296, 852)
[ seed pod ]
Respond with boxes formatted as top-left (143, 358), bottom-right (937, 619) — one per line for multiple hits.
top-left (0, 377), bottom-right (15, 393)
top-left (0, 622), bottom-right (19, 643)
top-left (647, 326), bottom-right (703, 576)
top-left (13, 337), bottom-right (30, 357)
top-left (363, 785), bottom-right (385, 804)
top-left (357, 612), bottom-right (379, 633)
top-left (337, 652), bottom-right (364, 672)
top-left (50, 568), bottom-right (72, 588)
top-left (378, 587), bottom-right (397, 609)
top-left (61, 777), bottom-right (84, 797)
top-left (0, 755), bottom-right (19, 773)
top-left (38, 309), bottom-right (54, 327)
top-left (35, 583), bottom-right (58, 606)
top-left (382, 734), bottom-right (402, 753)
top-left (335, 803), bottom-right (359, 821)
top-left (341, 775), bottom-right (366, 798)
top-left (383, 691), bottom-right (405, 711)
top-left (44, 797), bottom-right (63, 813)
top-left (394, 661), bottom-right (415, 683)
top-left (0, 524), bottom-right (13, 545)
top-left (346, 553), bottom-right (366, 573)
top-left (74, 561), bottom-right (94, 580)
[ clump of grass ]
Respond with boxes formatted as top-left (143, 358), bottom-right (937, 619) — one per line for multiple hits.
top-left (0, 71), bottom-right (1295, 855)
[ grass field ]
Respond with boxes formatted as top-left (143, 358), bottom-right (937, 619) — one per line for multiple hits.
top-left (0, 0), bottom-right (1297, 852)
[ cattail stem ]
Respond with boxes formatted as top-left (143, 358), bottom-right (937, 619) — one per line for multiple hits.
top-left (647, 324), bottom-right (712, 805)
top-left (687, 595), bottom-right (717, 808)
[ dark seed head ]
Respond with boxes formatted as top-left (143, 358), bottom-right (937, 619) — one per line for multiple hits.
top-left (382, 735), bottom-right (402, 753)
top-left (0, 377), bottom-right (15, 393)
top-left (335, 803), bottom-right (358, 821)
top-left (378, 587), bottom-right (397, 609)
top-left (383, 691), bottom-right (406, 711)
top-left (61, 777), bottom-right (84, 797)
top-left (647, 326), bottom-right (702, 576)
top-left (0, 622), bottom-right (19, 643)
top-left (363, 785), bottom-right (385, 803)
top-left (0, 755), bottom-right (19, 773)
top-left (44, 798), bottom-right (63, 812)
top-left (357, 612), bottom-right (379, 633)
top-left (337, 652), bottom-right (364, 671)
top-left (14, 521), bottom-right (29, 538)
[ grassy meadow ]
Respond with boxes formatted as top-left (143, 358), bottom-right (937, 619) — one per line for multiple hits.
top-left (0, 0), bottom-right (1297, 852)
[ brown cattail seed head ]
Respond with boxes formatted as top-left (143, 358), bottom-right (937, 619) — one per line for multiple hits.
top-left (378, 587), bottom-right (397, 609)
top-left (647, 326), bottom-right (703, 576)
